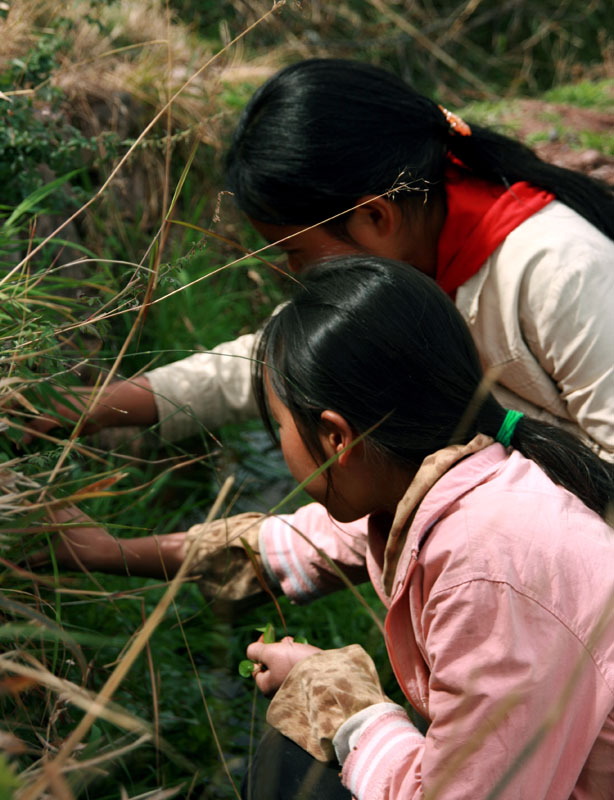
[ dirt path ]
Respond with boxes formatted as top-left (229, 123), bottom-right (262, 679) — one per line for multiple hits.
top-left (502, 100), bottom-right (614, 184)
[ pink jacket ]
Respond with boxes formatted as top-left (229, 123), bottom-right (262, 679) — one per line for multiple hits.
top-left (267, 445), bottom-right (614, 799)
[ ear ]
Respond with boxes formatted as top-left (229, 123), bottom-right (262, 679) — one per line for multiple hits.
top-left (319, 410), bottom-right (360, 467)
top-left (344, 195), bottom-right (405, 255)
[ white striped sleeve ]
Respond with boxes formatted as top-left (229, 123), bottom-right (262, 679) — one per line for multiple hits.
top-left (338, 706), bottom-right (424, 800)
top-left (258, 505), bottom-right (370, 603)
top-left (259, 514), bottom-right (321, 602)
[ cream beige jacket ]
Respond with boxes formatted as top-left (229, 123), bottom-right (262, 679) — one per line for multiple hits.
top-left (146, 202), bottom-right (614, 459)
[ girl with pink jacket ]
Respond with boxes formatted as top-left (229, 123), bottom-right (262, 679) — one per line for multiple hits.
top-left (244, 255), bottom-right (614, 800)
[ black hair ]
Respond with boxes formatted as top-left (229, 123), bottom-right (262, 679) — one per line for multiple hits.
top-left (254, 256), bottom-right (613, 520)
top-left (226, 58), bottom-right (614, 239)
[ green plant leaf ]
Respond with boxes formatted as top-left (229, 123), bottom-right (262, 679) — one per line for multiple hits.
top-left (255, 622), bottom-right (276, 644)
top-left (0, 753), bottom-right (21, 799)
top-left (3, 168), bottom-right (84, 231)
top-left (238, 660), bottom-right (255, 678)
top-left (239, 622), bottom-right (277, 677)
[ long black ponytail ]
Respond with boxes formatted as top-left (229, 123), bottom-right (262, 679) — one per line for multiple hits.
top-left (254, 256), bottom-right (613, 521)
top-left (227, 58), bottom-right (614, 239)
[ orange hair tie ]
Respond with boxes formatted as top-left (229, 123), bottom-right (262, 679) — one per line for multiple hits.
top-left (438, 104), bottom-right (472, 137)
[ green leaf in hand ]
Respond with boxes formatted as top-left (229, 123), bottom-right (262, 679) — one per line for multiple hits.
top-left (256, 622), bottom-right (276, 644)
top-left (239, 621), bottom-right (276, 678)
top-left (238, 660), bottom-right (256, 678)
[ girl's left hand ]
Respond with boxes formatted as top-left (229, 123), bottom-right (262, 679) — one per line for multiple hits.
top-left (246, 637), bottom-right (322, 695)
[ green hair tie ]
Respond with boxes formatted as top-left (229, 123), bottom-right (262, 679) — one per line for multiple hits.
top-left (495, 409), bottom-right (524, 447)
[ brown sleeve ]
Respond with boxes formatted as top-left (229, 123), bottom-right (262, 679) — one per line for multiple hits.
top-left (266, 644), bottom-right (393, 762)
top-left (182, 512), bottom-right (274, 604)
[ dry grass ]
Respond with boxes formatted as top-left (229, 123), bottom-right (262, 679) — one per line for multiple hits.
top-left (2, 0), bottom-right (281, 150)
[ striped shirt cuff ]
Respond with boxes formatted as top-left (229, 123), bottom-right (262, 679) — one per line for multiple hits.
top-left (338, 705), bottom-right (423, 800)
top-left (259, 514), bottom-right (322, 603)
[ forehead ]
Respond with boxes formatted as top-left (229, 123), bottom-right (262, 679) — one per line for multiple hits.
top-left (251, 218), bottom-right (322, 244)
top-left (250, 218), bottom-right (303, 243)
top-left (250, 219), bottom-right (352, 257)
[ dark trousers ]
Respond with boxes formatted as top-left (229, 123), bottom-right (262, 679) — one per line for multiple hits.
top-left (241, 727), bottom-right (352, 800)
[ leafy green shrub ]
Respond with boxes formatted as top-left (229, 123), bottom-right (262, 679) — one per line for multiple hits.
top-left (0, 35), bottom-right (102, 209)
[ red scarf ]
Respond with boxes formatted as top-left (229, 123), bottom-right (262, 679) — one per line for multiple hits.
top-left (436, 166), bottom-right (555, 296)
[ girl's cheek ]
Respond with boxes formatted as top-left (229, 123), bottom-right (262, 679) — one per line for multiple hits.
top-left (302, 475), bottom-right (329, 508)
top-left (279, 442), bottom-right (299, 482)
top-left (287, 255), bottom-right (303, 273)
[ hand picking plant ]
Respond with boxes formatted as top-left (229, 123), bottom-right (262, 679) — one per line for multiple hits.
top-left (239, 622), bottom-right (276, 677)
top-left (239, 622), bottom-right (310, 677)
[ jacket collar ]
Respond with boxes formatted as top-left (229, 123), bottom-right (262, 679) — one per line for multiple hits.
top-left (368, 438), bottom-right (509, 601)
top-left (436, 164), bottom-right (555, 297)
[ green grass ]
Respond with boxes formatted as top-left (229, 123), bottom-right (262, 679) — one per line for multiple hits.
top-left (0, 160), bottom-right (383, 796)
top-left (524, 126), bottom-right (614, 155)
top-left (543, 79), bottom-right (614, 108)
top-left (462, 80), bottom-right (614, 156)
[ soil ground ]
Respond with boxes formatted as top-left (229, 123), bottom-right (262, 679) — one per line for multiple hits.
top-left (502, 100), bottom-right (614, 184)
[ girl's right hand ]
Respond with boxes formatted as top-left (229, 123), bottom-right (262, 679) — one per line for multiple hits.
top-left (20, 388), bottom-right (98, 445)
top-left (246, 637), bottom-right (322, 695)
